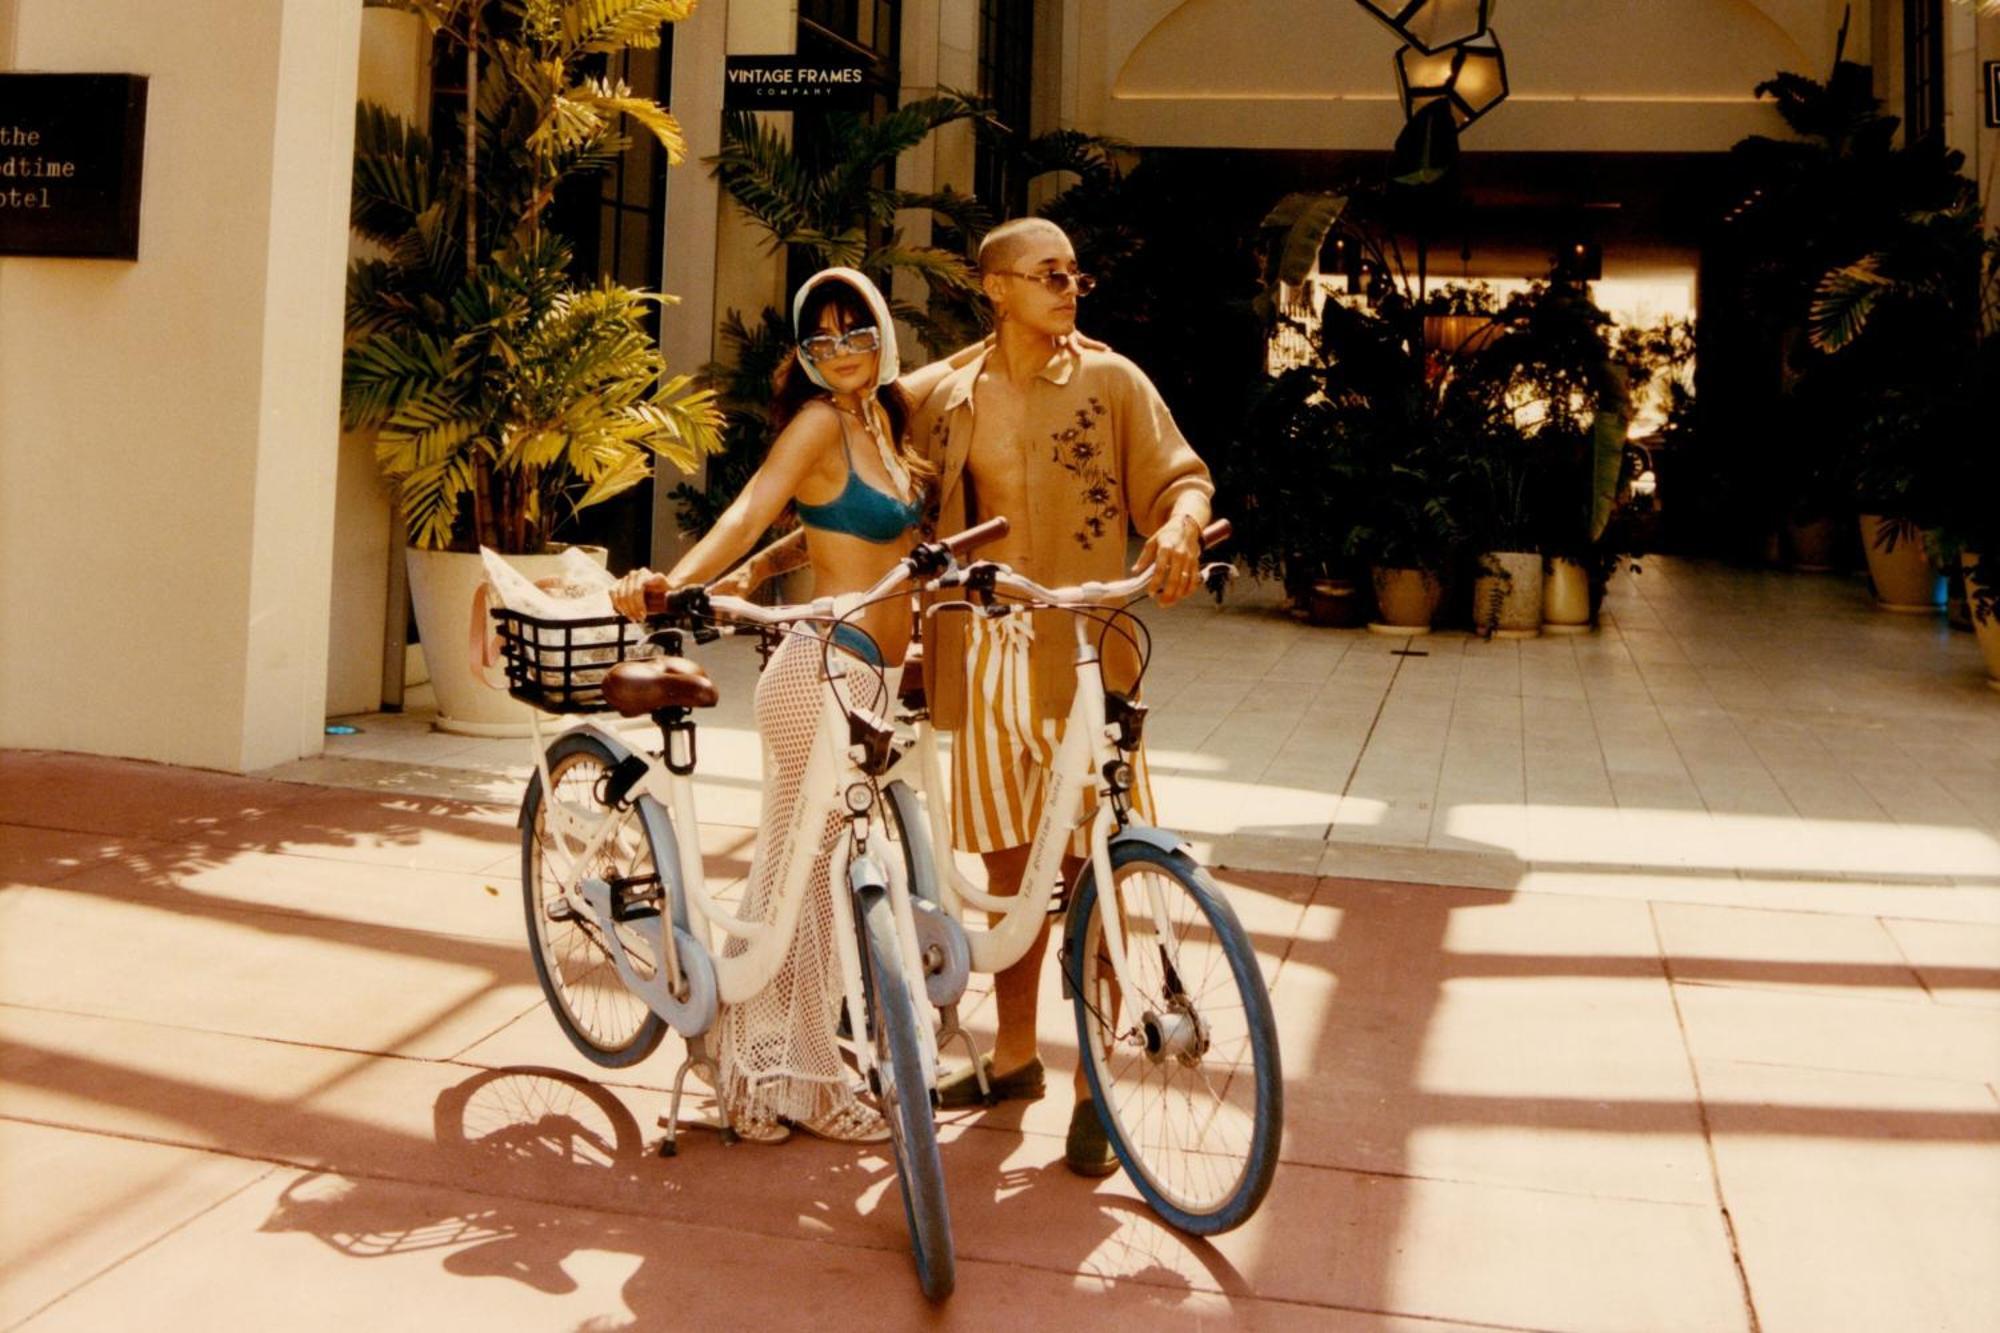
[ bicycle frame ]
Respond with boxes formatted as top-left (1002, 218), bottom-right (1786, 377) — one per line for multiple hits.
top-left (524, 624), bottom-right (939, 1093)
top-left (899, 597), bottom-right (1167, 1019)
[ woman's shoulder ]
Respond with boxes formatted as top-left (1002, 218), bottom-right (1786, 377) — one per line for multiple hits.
top-left (777, 397), bottom-right (845, 450)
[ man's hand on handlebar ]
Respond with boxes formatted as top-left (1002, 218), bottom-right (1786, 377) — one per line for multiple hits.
top-left (1135, 513), bottom-right (1225, 608)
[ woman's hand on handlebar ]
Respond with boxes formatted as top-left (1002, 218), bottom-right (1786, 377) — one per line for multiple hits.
top-left (610, 568), bottom-right (670, 621)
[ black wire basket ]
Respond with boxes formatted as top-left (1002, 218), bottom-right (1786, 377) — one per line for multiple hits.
top-left (490, 609), bottom-right (649, 714)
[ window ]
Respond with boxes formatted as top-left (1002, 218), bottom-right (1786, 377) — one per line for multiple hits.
top-left (1903, 0), bottom-right (1944, 147)
top-left (976, 0), bottom-right (1035, 219)
top-left (791, 2), bottom-right (902, 292)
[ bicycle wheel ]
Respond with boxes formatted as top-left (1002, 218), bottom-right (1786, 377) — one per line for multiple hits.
top-left (1065, 842), bottom-right (1281, 1235)
top-left (520, 731), bottom-right (670, 1068)
top-left (858, 882), bottom-right (955, 1300)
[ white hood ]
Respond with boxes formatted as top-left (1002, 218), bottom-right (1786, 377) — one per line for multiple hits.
top-left (790, 266), bottom-right (900, 391)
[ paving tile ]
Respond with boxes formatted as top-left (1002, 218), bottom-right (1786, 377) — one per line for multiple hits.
top-left (1697, 1059), bottom-right (2000, 1333)
top-left (0, 750), bottom-right (319, 843)
top-left (1672, 980), bottom-right (2000, 1084)
top-left (0, 1120), bottom-right (273, 1327)
top-left (1879, 916), bottom-right (2000, 1009)
top-left (1652, 902), bottom-right (1928, 1003)
top-left (0, 885), bottom-right (535, 1059)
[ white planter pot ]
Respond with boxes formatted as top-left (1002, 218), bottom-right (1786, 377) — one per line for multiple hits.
top-left (1473, 550), bottom-right (1542, 639)
top-left (1541, 556), bottom-right (1591, 634)
top-left (405, 545), bottom-right (608, 736)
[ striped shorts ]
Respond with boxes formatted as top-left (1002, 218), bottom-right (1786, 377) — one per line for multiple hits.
top-left (948, 612), bottom-right (1153, 856)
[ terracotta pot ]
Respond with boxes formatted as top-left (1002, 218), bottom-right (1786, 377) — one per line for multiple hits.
top-left (1472, 550), bottom-right (1542, 639)
top-left (1965, 553), bottom-right (2000, 692)
top-left (1368, 566), bottom-right (1442, 635)
top-left (1542, 556), bottom-right (1592, 634)
top-left (1783, 515), bottom-right (1839, 572)
top-left (1306, 578), bottom-right (1363, 628)
top-left (406, 545), bottom-right (609, 736)
top-left (1858, 515), bottom-right (1945, 612)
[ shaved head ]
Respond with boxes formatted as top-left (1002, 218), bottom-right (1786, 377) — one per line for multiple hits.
top-left (978, 217), bottom-right (1072, 273)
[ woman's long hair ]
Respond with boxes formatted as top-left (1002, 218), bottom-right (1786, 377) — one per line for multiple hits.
top-left (769, 277), bottom-right (936, 507)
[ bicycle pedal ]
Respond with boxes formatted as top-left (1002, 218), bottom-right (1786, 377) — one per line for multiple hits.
top-left (546, 898), bottom-right (577, 922)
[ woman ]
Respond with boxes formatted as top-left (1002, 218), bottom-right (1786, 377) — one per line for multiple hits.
top-left (611, 268), bottom-right (931, 1144)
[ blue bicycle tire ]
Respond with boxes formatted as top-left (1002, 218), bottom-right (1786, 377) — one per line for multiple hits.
top-left (858, 883), bottom-right (956, 1299)
top-left (1065, 842), bottom-right (1282, 1234)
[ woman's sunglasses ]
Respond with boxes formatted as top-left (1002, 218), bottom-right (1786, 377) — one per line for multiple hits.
top-left (800, 325), bottom-right (882, 362)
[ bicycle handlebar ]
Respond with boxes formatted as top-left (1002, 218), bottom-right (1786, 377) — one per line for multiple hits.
top-left (932, 515), bottom-right (1234, 608)
top-left (643, 517), bottom-right (1016, 632)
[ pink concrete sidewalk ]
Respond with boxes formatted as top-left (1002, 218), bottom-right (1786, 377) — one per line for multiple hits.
top-left (3, 749), bottom-right (1996, 1331)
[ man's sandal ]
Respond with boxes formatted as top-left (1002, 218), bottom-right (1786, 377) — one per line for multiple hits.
top-left (936, 1056), bottom-right (1046, 1110)
top-left (1065, 1100), bottom-right (1119, 1177)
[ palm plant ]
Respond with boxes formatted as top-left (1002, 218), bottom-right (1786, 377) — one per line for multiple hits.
top-left (341, 0), bottom-right (720, 552)
top-left (1811, 204), bottom-right (1999, 610)
top-left (709, 96), bottom-right (999, 353)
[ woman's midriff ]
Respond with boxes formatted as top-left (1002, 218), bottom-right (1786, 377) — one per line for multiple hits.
top-left (807, 531), bottom-right (916, 665)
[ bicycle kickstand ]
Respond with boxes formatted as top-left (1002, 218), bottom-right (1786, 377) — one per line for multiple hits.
top-left (658, 1036), bottom-right (722, 1157)
top-left (937, 1004), bottom-right (994, 1104)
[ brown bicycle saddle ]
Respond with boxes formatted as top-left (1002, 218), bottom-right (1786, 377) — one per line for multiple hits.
top-left (602, 656), bottom-right (719, 715)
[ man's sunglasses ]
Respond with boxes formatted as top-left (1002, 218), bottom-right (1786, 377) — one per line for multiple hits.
top-left (996, 268), bottom-right (1098, 297)
top-left (799, 325), bottom-right (882, 362)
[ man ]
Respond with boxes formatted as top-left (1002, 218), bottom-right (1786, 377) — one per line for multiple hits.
top-left (916, 216), bottom-right (1213, 1175)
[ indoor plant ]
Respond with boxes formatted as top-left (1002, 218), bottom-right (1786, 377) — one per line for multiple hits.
top-left (341, 0), bottom-right (721, 731)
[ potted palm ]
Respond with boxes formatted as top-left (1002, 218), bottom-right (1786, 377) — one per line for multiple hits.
top-left (341, 1), bottom-right (721, 732)
top-left (1311, 295), bottom-right (1467, 633)
top-left (1814, 201), bottom-right (1999, 680)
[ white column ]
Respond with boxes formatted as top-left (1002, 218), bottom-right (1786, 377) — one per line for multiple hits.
top-left (0, 0), bottom-right (360, 771)
top-left (652, 0), bottom-right (733, 566)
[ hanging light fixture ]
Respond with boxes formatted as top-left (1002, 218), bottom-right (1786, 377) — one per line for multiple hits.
top-left (1354, 0), bottom-right (1496, 54)
top-left (1393, 38), bottom-right (1509, 128)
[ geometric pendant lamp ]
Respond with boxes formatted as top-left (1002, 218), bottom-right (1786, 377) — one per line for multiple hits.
top-left (1393, 38), bottom-right (1510, 128)
top-left (1354, 0), bottom-right (1497, 54)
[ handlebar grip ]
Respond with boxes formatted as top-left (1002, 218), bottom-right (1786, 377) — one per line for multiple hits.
top-left (1200, 518), bottom-right (1232, 551)
top-left (643, 582), bottom-right (707, 618)
top-left (944, 516), bottom-right (1010, 557)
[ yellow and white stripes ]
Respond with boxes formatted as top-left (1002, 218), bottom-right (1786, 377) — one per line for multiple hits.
top-left (947, 613), bottom-right (1153, 855)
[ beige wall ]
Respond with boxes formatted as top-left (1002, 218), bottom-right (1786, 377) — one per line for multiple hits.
top-left (1080, 0), bottom-right (1851, 152)
top-left (0, 0), bottom-right (359, 770)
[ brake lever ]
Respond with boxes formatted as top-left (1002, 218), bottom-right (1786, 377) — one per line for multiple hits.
top-left (1202, 561), bottom-right (1235, 605)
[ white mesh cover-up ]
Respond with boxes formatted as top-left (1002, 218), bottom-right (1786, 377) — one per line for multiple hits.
top-left (715, 629), bottom-right (886, 1136)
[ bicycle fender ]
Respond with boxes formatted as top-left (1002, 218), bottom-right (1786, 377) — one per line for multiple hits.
top-left (1108, 822), bottom-right (1193, 859)
top-left (526, 727), bottom-right (692, 938)
top-left (515, 724), bottom-right (636, 828)
top-left (884, 779), bottom-right (939, 906)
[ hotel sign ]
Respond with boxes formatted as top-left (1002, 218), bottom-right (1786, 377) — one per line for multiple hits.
top-left (0, 73), bottom-right (148, 260)
top-left (723, 56), bottom-right (872, 111)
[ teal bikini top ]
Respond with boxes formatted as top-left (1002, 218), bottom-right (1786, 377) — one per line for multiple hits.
top-left (796, 409), bottom-right (921, 544)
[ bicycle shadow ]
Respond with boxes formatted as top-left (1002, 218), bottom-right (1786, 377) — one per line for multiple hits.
top-left (938, 1103), bottom-right (1257, 1302)
top-left (260, 1065), bottom-right (1252, 1313)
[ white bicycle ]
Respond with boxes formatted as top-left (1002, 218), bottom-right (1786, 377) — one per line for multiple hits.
top-left (495, 518), bottom-right (1010, 1302)
top-left (867, 518), bottom-right (1283, 1236)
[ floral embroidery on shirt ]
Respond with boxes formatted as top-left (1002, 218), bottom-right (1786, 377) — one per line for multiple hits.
top-left (1051, 396), bottom-right (1119, 549)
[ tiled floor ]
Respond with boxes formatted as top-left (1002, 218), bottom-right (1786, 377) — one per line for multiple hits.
top-left (6, 557), bottom-right (1998, 1330)
top-left (287, 557), bottom-right (2000, 916)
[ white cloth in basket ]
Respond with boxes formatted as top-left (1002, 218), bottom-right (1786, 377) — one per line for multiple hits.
top-left (478, 547), bottom-right (646, 701)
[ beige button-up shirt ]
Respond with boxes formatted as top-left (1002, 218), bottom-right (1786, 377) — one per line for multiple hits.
top-left (914, 343), bottom-right (1214, 724)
